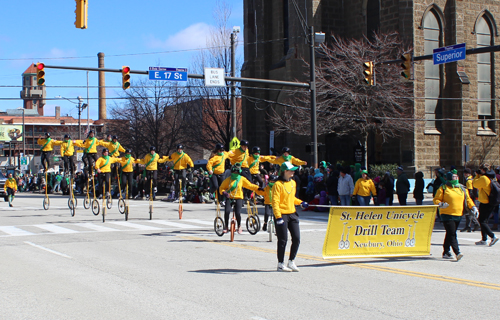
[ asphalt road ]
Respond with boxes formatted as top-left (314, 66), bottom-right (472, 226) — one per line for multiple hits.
top-left (1, 193), bottom-right (499, 320)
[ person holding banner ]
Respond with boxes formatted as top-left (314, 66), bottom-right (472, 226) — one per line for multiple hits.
top-left (433, 171), bottom-right (478, 261)
top-left (272, 162), bottom-right (308, 272)
top-left (352, 170), bottom-right (377, 206)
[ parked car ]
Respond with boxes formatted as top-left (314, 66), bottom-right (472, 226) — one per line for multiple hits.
top-left (0, 171), bottom-right (7, 201)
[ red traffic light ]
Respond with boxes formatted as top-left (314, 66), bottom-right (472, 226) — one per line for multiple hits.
top-left (36, 63), bottom-right (45, 70)
top-left (122, 66), bottom-right (130, 73)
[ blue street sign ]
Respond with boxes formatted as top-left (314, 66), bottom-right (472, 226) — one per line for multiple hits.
top-left (433, 43), bottom-right (466, 65)
top-left (148, 67), bottom-right (188, 81)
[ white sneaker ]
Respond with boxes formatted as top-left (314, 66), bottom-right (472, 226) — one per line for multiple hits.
top-left (277, 262), bottom-right (292, 272)
top-left (489, 237), bottom-right (499, 247)
top-left (287, 260), bottom-right (300, 272)
top-left (475, 240), bottom-right (487, 245)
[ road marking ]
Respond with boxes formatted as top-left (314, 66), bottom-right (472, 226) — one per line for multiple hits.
top-left (150, 220), bottom-right (203, 229)
top-left (183, 219), bottom-right (215, 226)
top-left (0, 226), bottom-right (35, 236)
top-left (34, 224), bottom-right (79, 234)
top-left (73, 223), bottom-right (119, 232)
top-left (181, 236), bottom-right (500, 291)
top-left (24, 241), bottom-right (72, 259)
top-left (107, 221), bottom-right (162, 230)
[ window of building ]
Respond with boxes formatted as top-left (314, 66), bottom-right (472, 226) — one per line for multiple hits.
top-left (423, 11), bottom-right (442, 132)
top-left (366, 0), bottom-right (380, 41)
top-left (476, 16), bottom-right (494, 131)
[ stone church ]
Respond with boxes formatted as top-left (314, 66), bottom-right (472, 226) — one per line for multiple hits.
top-left (241, 0), bottom-right (500, 176)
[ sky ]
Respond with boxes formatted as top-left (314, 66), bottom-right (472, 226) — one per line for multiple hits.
top-left (0, 0), bottom-right (243, 119)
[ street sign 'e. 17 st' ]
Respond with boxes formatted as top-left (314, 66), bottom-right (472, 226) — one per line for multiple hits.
top-left (433, 43), bottom-right (466, 65)
top-left (148, 67), bottom-right (188, 81)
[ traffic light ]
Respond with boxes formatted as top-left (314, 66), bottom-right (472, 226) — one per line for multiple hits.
top-left (75, 0), bottom-right (88, 29)
top-left (35, 63), bottom-right (45, 86)
top-left (363, 61), bottom-right (374, 86)
top-left (401, 53), bottom-right (412, 79)
top-left (122, 66), bottom-right (131, 90)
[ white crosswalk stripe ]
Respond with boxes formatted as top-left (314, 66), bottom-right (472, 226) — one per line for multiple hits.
top-left (149, 220), bottom-right (204, 229)
top-left (34, 224), bottom-right (79, 234)
top-left (0, 226), bottom-right (35, 236)
top-left (107, 221), bottom-right (162, 230)
top-left (73, 223), bottom-right (119, 232)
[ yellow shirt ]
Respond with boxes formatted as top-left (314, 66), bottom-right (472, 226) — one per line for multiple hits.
top-left (219, 175), bottom-right (258, 200)
top-left (433, 185), bottom-right (475, 216)
top-left (466, 177), bottom-right (473, 190)
top-left (95, 156), bottom-right (120, 173)
top-left (136, 153), bottom-right (167, 171)
top-left (228, 148), bottom-right (249, 168)
top-left (272, 179), bottom-right (302, 219)
top-left (4, 178), bottom-right (17, 192)
top-left (473, 175), bottom-right (491, 204)
top-left (54, 140), bottom-right (75, 156)
top-left (269, 155), bottom-right (306, 167)
top-left (119, 156), bottom-right (135, 173)
top-left (255, 184), bottom-right (273, 205)
top-left (353, 178), bottom-right (377, 197)
top-left (163, 152), bottom-right (194, 170)
top-left (75, 137), bottom-right (100, 153)
top-left (37, 138), bottom-right (56, 152)
top-left (247, 155), bottom-right (276, 174)
top-left (101, 141), bottom-right (126, 158)
top-left (207, 152), bottom-right (228, 175)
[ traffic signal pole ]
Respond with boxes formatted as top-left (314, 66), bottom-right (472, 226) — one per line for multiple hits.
top-left (309, 26), bottom-right (318, 169)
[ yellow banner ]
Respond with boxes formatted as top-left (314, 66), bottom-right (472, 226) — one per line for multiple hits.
top-left (0, 125), bottom-right (23, 142)
top-left (229, 137), bottom-right (240, 151)
top-left (323, 206), bottom-right (437, 259)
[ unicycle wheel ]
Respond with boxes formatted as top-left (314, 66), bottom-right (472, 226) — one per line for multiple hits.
top-left (246, 216), bottom-right (259, 235)
top-left (83, 196), bottom-right (90, 209)
top-left (92, 200), bottom-right (100, 216)
top-left (43, 197), bottom-right (50, 210)
top-left (118, 199), bottom-right (126, 214)
top-left (214, 217), bottom-right (225, 236)
top-left (106, 196), bottom-right (112, 210)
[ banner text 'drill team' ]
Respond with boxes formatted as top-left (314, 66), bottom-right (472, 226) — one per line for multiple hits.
top-left (323, 206), bottom-right (437, 259)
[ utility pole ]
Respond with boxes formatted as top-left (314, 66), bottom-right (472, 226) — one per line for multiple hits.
top-left (230, 30), bottom-right (237, 139)
top-left (78, 96), bottom-right (83, 141)
top-left (309, 26), bottom-right (318, 168)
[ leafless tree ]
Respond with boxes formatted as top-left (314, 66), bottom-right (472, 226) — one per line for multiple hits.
top-left (269, 32), bottom-right (415, 141)
top-left (109, 78), bottom-right (190, 158)
top-left (183, 0), bottom-right (242, 150)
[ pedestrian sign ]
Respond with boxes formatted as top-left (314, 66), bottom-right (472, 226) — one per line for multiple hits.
top-left (229, 137), bottom-right (240, 151)
top-left (21, 157), bottom-right (27, 165)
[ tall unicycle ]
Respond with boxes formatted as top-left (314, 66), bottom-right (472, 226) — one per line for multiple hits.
top-left (230, 201), bottom-right (236, 242)
top-left (43, 170), bottom-right (50, 210)
top-left (124, 185), bottom-right (130, 221)
top-left (68, 175), bottom-right (76, 217)
top-left (148, 179), bottom-right (153, 220)
top-left (91, 170), bottom-right (100, 216)
top-left (178, 179), bottom-right (183, 220)
top-left (246, 199), bottom-right (260, 235)
top-left (83, 173), bottom-right (91, 209)
top-left (268, 214), bottom-right (275, 242)
top-left (214, 194), bottom-right (224, 236)
top-left (102, 184), bottom-right (106, 222)
top-left (106, 176), bottom-right (112, 210)
top-left (117, 167), bottom-right (126, 214)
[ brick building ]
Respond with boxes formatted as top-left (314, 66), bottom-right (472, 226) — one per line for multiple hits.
top-left (242, 0), bottom-right (500, 176)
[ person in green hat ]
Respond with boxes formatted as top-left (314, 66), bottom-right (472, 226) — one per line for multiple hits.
top-left (352, 170), bottom-right (377, 206)
top-left (272, 162), bottom-right (308, 272)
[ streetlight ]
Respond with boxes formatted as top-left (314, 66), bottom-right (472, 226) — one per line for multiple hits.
top-left (56, 96), bottom-right (87, 140)
top-left (16, 107), bottom-right (25, 156)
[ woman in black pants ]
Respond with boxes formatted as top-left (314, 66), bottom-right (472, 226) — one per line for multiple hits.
top-left (219, 164), bottom-right (259, 234)
top-left (272, 162), bottom-right (308, 272)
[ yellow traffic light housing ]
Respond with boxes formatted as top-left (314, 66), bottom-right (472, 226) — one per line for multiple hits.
top-left (363, 61), bottom-right (374, 86)
top-left (122, 66), bottom-right (131, 90)
top-left (35, 63), bottom-right (45, 86)
top-left (401, 53), bottom-right (412, 79)
top-left (75, 0), bottom-right (88, 29)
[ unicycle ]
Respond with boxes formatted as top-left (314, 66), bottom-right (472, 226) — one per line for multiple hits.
top-left (105, 176), bottom-right (112, 210)
top-left (68, 176), bottom-right (76, 217)
top-left (178, 179), bottom-right (183, 219)
top-left (102, 184), bottom-right (107, 222)
top-left (91, 170), bottom-right (100, 216)
top-left (43, 170), bottom-right (50, 210)
top-left (229, 201), bottom-right (237, 242)
top-left (148, 179), bottom-right (153, 220)
top-left (268, 214), bottom-right (275, 242)
top-left (83, 173), bottom-right (91, 209)
top-left (246, 200), bottom-right (260, 235)
top-left (117, 167), bottom-right (126, 214)
top-left (124, 185), bottom-right (130, 221)
top-left (214, 194), bottom-right (224, 236)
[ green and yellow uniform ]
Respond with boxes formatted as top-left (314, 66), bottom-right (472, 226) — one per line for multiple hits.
top-left (228, 147), bottom-right (250, 168)
top-left (473, 175), bottom-right (491, 204)
top-left (269, 155), bottom-right (306, 167)
top-left (207, 152), bottom-right (229, 175)
top-left (433, 184), bottom-right (475, 216)
top-left (219, 175), bottom-right (258, 199)
top-left (163, 151), bottom-right (194, 170)
top-left (247, 155), bottom-right (275, 175)
top-left (272, 179), bottom-right (302, 219)
top-left (37, 138), bottom-right (56, 151)
top-left (54, 140), bottom-right (75, 156)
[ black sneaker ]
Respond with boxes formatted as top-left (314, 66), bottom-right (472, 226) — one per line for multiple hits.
top-left (460, 227), bottom-right (470, 233)
top-left (442, 252), bottom-right (453, 259)
top-left (262, 223), bottom-right (267, 232)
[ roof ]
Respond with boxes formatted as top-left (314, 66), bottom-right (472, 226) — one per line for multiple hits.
top-left (5, 109), bottom-right (39, 116)
top-left (23, 64), bottom-right (37, 75)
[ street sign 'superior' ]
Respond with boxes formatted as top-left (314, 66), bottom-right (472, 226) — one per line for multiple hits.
top-left (433, 43), bottom-right (466, 65)
top-left (148, 67), bottom-right (188, 81)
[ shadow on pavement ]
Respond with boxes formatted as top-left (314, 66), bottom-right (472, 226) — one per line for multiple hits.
top-left (188, 268), bottom-right (273, 274)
